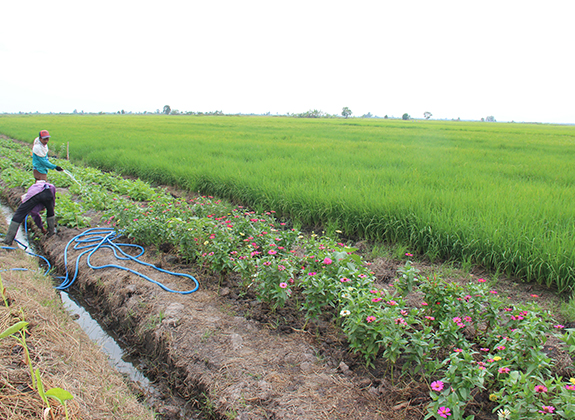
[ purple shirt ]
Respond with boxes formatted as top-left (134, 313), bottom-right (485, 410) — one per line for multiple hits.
top-left (22, 181), bottom-right (56, 230)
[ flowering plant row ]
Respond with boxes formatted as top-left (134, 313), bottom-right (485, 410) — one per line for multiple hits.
top-left (1, 140), bottom-right (573, 419)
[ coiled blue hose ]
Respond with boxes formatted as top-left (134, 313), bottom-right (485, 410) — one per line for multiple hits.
top-left (2, 219), bottom-right (199, 295)
top-left (55, 227), bottom-right (199, 294)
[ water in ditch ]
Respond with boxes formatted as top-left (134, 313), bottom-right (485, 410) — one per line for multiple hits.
top-left (1, 201), bottom-right (201, 419)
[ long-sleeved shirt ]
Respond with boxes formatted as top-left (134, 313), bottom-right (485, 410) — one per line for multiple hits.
top-left (32, 137), bottom-right (57, 174)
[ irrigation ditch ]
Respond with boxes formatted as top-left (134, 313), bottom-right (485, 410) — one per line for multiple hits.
top-left (1, 184), bottom-right (426, 420)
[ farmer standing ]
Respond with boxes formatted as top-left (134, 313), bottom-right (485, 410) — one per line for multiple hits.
top-left (33, 130), bottom-right (63, 180)
top-left (2, 179), bottom-right (57, 245)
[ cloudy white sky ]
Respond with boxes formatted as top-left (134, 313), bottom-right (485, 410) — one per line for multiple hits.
top-left (1, 1), bottom-right (573, 123)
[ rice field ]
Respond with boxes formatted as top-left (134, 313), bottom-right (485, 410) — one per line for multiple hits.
top-left (2, 114), bottom-right (575, 291)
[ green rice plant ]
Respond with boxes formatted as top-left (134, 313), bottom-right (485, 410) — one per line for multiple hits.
top-left (3, 115), bottom-right (573, 290)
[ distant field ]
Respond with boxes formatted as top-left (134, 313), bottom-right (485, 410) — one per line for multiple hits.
top-left (2, 114), bottom-right (575, 291)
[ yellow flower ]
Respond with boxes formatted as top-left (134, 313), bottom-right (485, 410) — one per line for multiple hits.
top-left (493, 356), bottom-right (502, 361)
top-left (570, 378), bottom-right (575, 385)
top-left (489, 394), bottom-right (498, 401)
top-left (204, 241), bottom-right (209, 245)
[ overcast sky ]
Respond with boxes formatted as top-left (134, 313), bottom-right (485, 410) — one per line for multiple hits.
top-left (1, 1), bottom-right (573, 124)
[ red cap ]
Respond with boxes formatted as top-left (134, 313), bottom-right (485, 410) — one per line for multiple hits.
top-left (39, 130), bottom-right (50, 139)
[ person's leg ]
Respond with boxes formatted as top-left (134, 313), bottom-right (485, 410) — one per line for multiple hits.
top-left (35, 189), bottom-right (56, 235)
top-left (2, 220), bottom-right (20, 245)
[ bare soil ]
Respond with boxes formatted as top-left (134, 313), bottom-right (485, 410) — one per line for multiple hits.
top-left (1, 179), bottom-right (573, 420)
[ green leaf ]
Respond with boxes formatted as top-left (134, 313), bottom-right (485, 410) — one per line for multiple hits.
top-left (0, 321), bottom-right (29, 339)
top-left (36, 368), bottom-right (49, 406)
top-left (46, 387), bottom-right (74, 402)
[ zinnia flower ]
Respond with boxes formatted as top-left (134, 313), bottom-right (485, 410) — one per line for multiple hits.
top-left (534, 385), bottom-right (548, 393)
top-left (538, 406), bottom-right (555, 414)
top-left (279, 282), bottom-right (287, 289)
top-left (366, 316), bottom-right (376, 323)
top-left (431, 381), bottom-right (444, 391)
top-left (437, 406), bottom-right (451, 418)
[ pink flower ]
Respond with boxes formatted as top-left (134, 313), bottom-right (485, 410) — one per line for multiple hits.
top-left (279, 282), bottom-right (287, 289)
top-left (565, 384), bottom-right (575, 391)
top-left (340, 277), bottom-right (351, 283)
top-left (268, 250), bottom-right (277, 255)
top-left (478, 278), bottom-right (486, 283)
top-left (530, 294), bottom-right (539, 298)
top-left (538, 406), bottom-right (555, 414)
top-left (323, 257), bottom-right (332, 265)
top-left (387, 300), bottom-right (398, 306)
top-left (489, 290), bottom-right (498, 294)
top-left (405, 253), bottom-right (413, 257)
top-left (366, 316), bottom-right (376, 323)
top-left (425, 316), bottom-right (435, 321)
top-left (454, 348), bottom-right (463, 353)
top-left (394, 317), bottom-right (407, 326)
top-left (498, 367), bottom-right (510, 374)
top-left (534, 385), bottom-right (548, 393)
top-left (554, 324), bottom-right (565, 329)
top-left (497, 346), bottom-right (506, 351)
top-left (437, 406), bottom-right (451, 418)
top-left (372, 297), bottom-right (383, 303)
top-left (431, 381), bottom-right (444, 392)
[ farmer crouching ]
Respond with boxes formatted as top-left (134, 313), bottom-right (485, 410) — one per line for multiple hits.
top-left (3, 180), bottom-right (57, 246)
top-left (33, 130), bottom-right (63, 181)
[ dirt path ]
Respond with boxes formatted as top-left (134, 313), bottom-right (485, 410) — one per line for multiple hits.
top-left (35, 219), bottom-right (419, 420)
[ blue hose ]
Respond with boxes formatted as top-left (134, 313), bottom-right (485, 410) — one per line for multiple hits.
top-left (55, 227), bottom-right (199, 294)
top-left (2, 219), bottom-right (199, 295)
top-left (1, 216), bottom-right (52, 275)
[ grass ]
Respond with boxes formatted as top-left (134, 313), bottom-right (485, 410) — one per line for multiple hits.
top-left (1, 115), bottom-right (575, 291)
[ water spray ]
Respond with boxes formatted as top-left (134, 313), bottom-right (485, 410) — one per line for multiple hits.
top-left (63, 169), bottom-right (82, 187)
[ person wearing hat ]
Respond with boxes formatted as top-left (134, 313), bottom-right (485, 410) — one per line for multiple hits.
top-left (3, 179), bottom-right (57, 245)
top-left (32, 130), bottom-right (63, 181)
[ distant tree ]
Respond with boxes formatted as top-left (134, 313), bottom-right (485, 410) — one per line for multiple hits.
top-left (362, 112), bottom-right (373, 118)
top-left (294, 109), bottom-right (328, 118)
top-left (342, 107), bottom-right (352, 119)
top-left (423, 111), bottom-right (432, 120)
top-left (485, 116), bottom-right (496, 122)
top-left (163, 105), bottom-right (171, 115)
top-left (402, 113), bottom-right (410, 120)
top-left (384, 115), bottom-right (388, 119)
